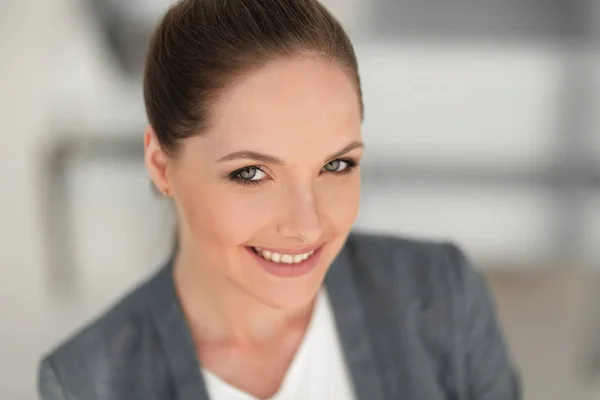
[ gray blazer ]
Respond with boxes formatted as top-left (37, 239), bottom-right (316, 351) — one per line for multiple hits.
top-left (38, 232), bottom-right (521, 399)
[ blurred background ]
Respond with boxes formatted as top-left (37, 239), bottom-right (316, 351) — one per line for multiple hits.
top-left (1, 0), bottom-right (600, 398)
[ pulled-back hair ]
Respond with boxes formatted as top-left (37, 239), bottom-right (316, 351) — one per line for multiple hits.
top-left (143, 0), bottom-right (363, 156)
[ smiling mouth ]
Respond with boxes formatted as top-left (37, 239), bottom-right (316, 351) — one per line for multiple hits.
top-left (250, 246), bottom-right (317, 264)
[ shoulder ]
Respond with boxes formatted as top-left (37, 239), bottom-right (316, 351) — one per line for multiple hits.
top-left (46, 266), bottom-right (164, 356)
top-left (344, 230), bottom-right (481, 305)
top-left (38, 265), bottom-right (171, 399)
top-left (343, 231), bottom-right (520, 398)
top-left (341, 230), bottom-right (492, 357)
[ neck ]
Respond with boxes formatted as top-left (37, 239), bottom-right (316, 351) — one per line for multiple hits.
top-left (173, 245), bottom-right (315, 346)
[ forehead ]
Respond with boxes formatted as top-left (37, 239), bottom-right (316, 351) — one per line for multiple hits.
top-left (204, 57), bottom-right (362, 154)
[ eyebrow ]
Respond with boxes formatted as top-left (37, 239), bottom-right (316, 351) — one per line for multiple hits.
top-left (217, 140), bottom-right (364, 165)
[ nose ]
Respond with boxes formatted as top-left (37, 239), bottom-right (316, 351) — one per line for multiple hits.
top-left (277, 183), bottom-right (323, 244)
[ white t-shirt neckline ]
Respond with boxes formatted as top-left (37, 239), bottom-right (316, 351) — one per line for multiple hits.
top-left (201, 290), bottom-right (355, 400)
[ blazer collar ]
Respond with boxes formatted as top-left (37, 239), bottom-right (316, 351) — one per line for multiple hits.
top-left (325, 241), bottom-right (386, 400)
top-left (148, 258), bottom-right (210, 400)
top-left (148, 241), bottom-right (385, 400)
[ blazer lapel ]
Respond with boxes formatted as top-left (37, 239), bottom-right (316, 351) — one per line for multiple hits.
top-left (148, 239), bottom-right (389, 400)
top-left (148, 260), bottom-right (210, 400)
top-left (325, 243), bottom-right (386, 400)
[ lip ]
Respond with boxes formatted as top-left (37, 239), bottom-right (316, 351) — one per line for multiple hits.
top-left (245, 245), bottom-right (324, 278)
top-left (249, 244), bottom-right (322, 255)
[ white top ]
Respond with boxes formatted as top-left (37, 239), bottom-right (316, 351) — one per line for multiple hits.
top-left (201, 290), bottom-right (356, 400)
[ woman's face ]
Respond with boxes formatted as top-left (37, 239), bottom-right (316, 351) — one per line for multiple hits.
top-left (150, 57), bottom-right (363, 310)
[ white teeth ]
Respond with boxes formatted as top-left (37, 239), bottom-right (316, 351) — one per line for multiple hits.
top-left (271, 252), bottom-right (281, 263)
top-left (253, 247), bottom-right (316, 264)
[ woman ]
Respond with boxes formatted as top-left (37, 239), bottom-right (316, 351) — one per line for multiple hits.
top-left (38, 0), bottom-right (520, 399)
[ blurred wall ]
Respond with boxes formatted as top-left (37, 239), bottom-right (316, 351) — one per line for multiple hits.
top-left (0, 0), bottom-right (145, 398)
top-left (1, 0), bottom-right (599, 399)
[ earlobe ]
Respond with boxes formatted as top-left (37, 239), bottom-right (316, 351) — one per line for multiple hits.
top-left (144, 125), bottom-right (171, 196)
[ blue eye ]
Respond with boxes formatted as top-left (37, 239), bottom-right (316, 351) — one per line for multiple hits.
top-left (238, 167), bottom-right (259, 180)
top-left (228, 166), bottom-right (268, 185)
top-left (323, 160), bottom-right (345, 172)
top-left (322, 158), bottom-right (358, 174)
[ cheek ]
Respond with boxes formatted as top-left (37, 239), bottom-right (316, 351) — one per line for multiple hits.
top-left (176, 171), bottom-right (360, 250)
top-left (178, 180), bottom-right (280, 247)
top-left (317, 174), bottom-right (360, 229)
top-left (212, 189), bottom-right (282, 243)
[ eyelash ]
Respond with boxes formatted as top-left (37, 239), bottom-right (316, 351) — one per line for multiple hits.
top-left (228, 158), bottom-right (359, 186)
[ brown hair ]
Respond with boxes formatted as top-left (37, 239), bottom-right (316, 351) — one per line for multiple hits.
top-left (143, 0), bottom-right (363, 156)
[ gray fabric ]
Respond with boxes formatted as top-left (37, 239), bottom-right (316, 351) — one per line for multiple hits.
top-left (38, 231), bottom-right (521, 399)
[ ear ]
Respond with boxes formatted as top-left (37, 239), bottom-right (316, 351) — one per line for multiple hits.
top-left (144, 125), bottom-right (171, 196)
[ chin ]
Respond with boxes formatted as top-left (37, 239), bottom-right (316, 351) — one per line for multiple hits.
top-left (243, 247), bottom-right (333, 311)
top-left (262, 278), bottom-right (324, 311)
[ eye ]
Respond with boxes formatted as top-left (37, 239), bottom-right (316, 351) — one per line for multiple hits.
top-left (229, 166), bottom-right (268, 184)
top-left (323, 159), bottom-right (349, 173)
